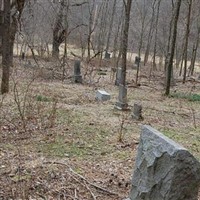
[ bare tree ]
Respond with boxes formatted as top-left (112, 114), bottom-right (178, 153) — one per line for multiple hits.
top-left (165, 0), bottom-right (182, 96)
top-left (1, 0), bottom-right (25, 94)
top-left (143, 0), bottom-right (156, 66)
top-left (105, 0), bottom-right (117, 54)
top-left (121, 0), bottom-right (132, 86)
top-left (1, 0), bottom-right (11, 94)
top-left (182, 0), bottom-right (192, 83)
top-left (52, 0), bottom-right (66, 58)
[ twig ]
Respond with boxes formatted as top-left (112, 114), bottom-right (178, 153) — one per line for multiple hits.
top-left (69, 167), bottom-right (117, 195)
top-left (35, 192), bottom-right (47, 200)
top-left (70, 52), bottom-right (82, 59)
top-left (147, 107), bottom-right (190, 117)
top-left (84, 180), bottom-right (97, 200)
top-left (191, 108), bottom-right (197, 128)
top-left (70, 174), bottom-right (96, 200)
top-left (74, 188), bottom-right (78, 200)
top-left (44, 161), bottom-right (118, 196)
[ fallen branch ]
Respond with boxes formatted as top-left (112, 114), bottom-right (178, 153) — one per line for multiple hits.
top-left (147, 107), bottom-right (190, 117)
top-left (70, 52), bottom-right (82, 59)
top-left (70, 174), bottom-right (97, 200)
top-left (44, 161), bottom-right (118, 196)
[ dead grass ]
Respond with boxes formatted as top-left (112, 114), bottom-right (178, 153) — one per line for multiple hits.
top-left (0, 57), bottom-right (200, 199)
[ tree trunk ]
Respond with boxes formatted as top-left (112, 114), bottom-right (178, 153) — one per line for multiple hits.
top-left (121, 0), bottom-right (132, 86)
top-left (143, 1), bottom-right (156, 66)
top-left (152, 0), bottom-right (161, 71)
top-left (165, 0), bottom-right (182, 96)
top-left (188, 27), bottom-right (200, 76)
top-left (182, 0), bottom-right (192, 84)
top-left (105, 0), bottom-right (117, 53)
top-left (52, 0), bottom-right (65, 58)
top-left (1, 0), bottom-right (11, 94)
top-left (52, 39), bottom-right (60, 58)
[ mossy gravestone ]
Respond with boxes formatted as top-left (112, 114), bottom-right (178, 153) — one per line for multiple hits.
top-left (127, 125), bottom-right (200, 200)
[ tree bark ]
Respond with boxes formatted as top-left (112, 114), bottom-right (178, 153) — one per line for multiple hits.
top-left (182, 0), bottom-right (192, 83)
top-left (188, 27), bottom-right (200, 76)
top-left (105, 0), bottom-right (117, 53)
top-left (52, 0), bottom-right (65, 58)
top-left (1, 0), bottom-right (11, 94)
top-left (1, 0), bottom-right (25, 94)
top-left (121, 0), bottom-right (132, 86)
top-left (152, 0), bottom-right (161, 71)
top-left (144, 0), bottom-right (156, 66)
top-left (165, 0), bottom-right (181, 96)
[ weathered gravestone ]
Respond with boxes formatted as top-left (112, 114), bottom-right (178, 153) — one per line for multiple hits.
top-left (115, 84), bottom-right (128, 110)
top-left (127, 125), bottom-right (200, 200)
top-left (73, 60), bottom-right (82, 83)
top-left (135, 56), bottom-right (141, 65)
top-left (104, 51), bottom-right (111, 59)
top-left (21, 52), bottom-right (25, 60)
top-left (115, 68), bottom-right (122, 86)
top-left (96, 90), bottom-right (111, 101)
top-left (133, 56), bottom-right (141, 70)
top-left (132, 103), bottom-right (143, 120)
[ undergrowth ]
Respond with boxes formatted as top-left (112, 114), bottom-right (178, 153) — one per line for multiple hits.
top-left (170, 92), bottom-right (200, 102)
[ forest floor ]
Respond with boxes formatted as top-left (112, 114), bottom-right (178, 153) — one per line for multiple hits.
top-left (0, 57), bottom-right (200, 199)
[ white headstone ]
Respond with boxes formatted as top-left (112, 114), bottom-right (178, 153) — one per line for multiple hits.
top-left (96, 90), bottom-right (111, 101)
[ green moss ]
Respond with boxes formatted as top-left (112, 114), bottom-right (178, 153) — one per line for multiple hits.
top-left (170, 92), bottom-right (200, 102)
top-left (11, 174), bottom-right (32, 182)
top-left (36, 95), bottom-right (51, 102)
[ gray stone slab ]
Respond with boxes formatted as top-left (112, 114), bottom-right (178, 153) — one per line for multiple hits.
top-left (74, 60), bottom-right (81, 75)
top-left (104, 51), bottom-right (111, 59)
top-left (115, 68), bottom-right (122, 86)
top-left (132, 103), bottom-right (143, 120)
top-left (73, 60), bottom-right (82, 83)
top-left (129, 125), bottom-right (200, 200)
top-left (115, 84), bottom-right (128, 110)
top-left (96, 90), bottom-right (111, 101)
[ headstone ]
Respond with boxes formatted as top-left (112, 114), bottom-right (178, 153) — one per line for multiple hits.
top-left (21, 52), bottom-right (25, 60)
top-left (134, 56), bottom-right (141, 65)
top-left (128, 125), bottom-right (200, 200)
top-left (115, 68), bottom-right (122, 86)
top-left (132, 56), bottom-right (141, 70)
top-left (98, 69), bottom-right (107, 76)
top-left (115, 84), bottom-right (128, 110)
top-left (96, 90), bottom-right (111, 101)
top-left (73, 60), bottom-right (82, 83)
top-left (104, 51), bottom-right (111, 59)
top-left (132, 103), bottom-right (143, 120)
